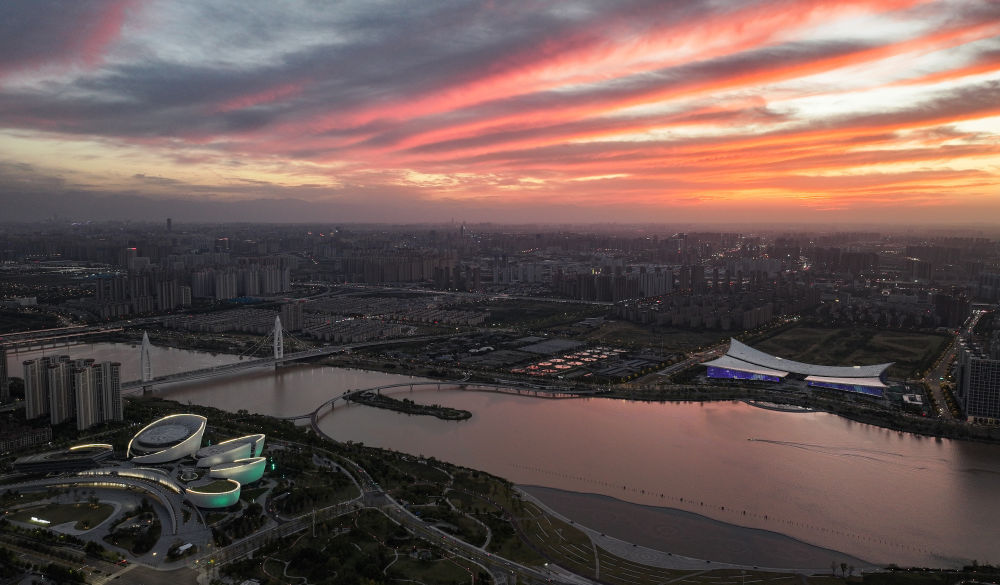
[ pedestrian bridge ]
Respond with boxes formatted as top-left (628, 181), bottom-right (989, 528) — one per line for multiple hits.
top-left (295, 377), bottom-right (606, 442)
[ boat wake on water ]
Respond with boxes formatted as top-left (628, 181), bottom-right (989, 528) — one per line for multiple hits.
top-left (747, 439), bottom-right (916, 465)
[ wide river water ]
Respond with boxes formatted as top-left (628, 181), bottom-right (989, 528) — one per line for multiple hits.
top-left (8, 342), bottom-right (1000, 568)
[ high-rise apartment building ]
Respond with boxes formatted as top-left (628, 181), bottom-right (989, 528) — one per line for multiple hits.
top-left (24, 355), bottom-right (121, 429)
top-left (956, 340), bottom-right (1000, 423)
top-left (24, 356), bottom-right (66, 420)
top-left (47, 359), bottom-right (76, 425)
top-left (280, 300), bottom-right (305, 331)
top-left (97, 361), bottom-right (123, 424)
top-left (74, 360), bottom-right (122, 431)
top-left (0, 346), bottom-right (8, 402)
top-left (74, 364), bottom-right (100, 430)
top-left (215, 269), bottom-right (238, 300)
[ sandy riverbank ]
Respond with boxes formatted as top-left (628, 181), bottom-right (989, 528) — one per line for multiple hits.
top-left (520, 485), bottom-right (872, 570)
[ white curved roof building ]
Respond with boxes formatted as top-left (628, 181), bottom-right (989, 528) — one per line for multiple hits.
top-left (209, 457), bottom-right (266, 484)
top-left (196, 441), bottom-right (252, 468)
top-left (185, 479), bottom-right (241, 509)
top-left (722, 339), bottom-right (892, 378)
top-left (127, 414), bottom-right (207, 464)
top-left (195, 434), bottom-right (265, 467)
top-left (702, 339), bottom-right (892, 396)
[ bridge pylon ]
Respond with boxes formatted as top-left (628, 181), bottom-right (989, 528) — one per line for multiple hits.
top-left (273, 315), bottom-right (284, 366)
top-left (140, 331), bottom-right (153, 394)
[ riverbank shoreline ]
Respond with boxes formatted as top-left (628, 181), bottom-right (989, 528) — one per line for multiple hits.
top-left (30, 333), bottom-right (997, 443)
top-left (90, 330), bottom-right (998, 444)
top-left (318, 354), bottom-right (1000, 444)
top-left (744, 400), bottom-right (816, 413)
top-left (519, 485), bottom-right (875, 571)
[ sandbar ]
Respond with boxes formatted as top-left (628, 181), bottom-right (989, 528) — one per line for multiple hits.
top-left (520, 485), bottom-right (872, 570)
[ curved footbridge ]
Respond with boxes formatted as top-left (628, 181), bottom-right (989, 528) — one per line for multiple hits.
top-left (292, 376), bottom-right (606, 440)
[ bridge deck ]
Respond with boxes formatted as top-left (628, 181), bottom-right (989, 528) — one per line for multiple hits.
top-left (121, 334), bottom-right (454, 391)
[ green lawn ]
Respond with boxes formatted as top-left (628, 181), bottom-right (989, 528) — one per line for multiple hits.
top-left (272, 471), bottom-right (359, 516)
top-left (393, 458), bottom-right (451, 483)
top-left (597, 547), bottom-right (685, 584)
top-left (239, 486), bottom-right (269, 503)
top-left (8, 502), bottom-right (114, 531)
top-left (752, 327), bottom-right (949, 378)
top-left (446, 489), bottom-right (484, 512)
top-left (391, 556), bottom-right (483, 583)
top-left (254, 509), bottom-right (485, 585)
top-left (476, 299), bottom-right (606, 328)
top-left (582, 320), bottom-right (724, 351)
top-left (595, 550), bottom-right (849, 585)
top-left (517, 501), bottom-right (596, 576)
top-left (0, 490), bottom-right (57, 508)
top-left (189, 480), bottom-right (237, 493)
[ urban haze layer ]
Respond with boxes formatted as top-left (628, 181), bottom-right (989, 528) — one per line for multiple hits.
top-left (1, 220), bottom-right (999, 585)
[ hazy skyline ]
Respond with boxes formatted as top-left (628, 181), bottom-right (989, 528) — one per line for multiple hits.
top-left (1, 0), bottom-right (999, 224)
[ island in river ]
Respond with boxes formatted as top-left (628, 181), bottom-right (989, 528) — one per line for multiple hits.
top-left (347, 391), bottom-right (472, 420)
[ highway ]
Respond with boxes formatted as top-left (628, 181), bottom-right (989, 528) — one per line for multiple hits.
top-left (192, 436), bottom-right (588, 584)
top-left (302, 408), bottom-right (593, 584)
top-left (923, 338), bottom-right (957, 419)
top-left (922, 310), bottom-right (983, 419)
top-left (344, 458), bottom-right (594, 585)
top-left (313, 282), bottom-right (615, 306)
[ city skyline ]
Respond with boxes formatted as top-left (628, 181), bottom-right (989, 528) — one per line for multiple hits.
top-left (1, 0), bottom-right (999, 224)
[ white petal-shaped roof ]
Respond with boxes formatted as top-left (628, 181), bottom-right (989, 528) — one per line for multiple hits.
top-left (804, 376), bottom-right (887, 388)
top-left (701, 355), bottom-right (788, 377)
top-left (724, 339), bottom-right (892, 378)
top-left (127, 414), bottom-right (207, 464)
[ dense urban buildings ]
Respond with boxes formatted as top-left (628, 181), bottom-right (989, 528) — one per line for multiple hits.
top-left (1, 220), bottom-right (999, 585)
top-left (0, 223), bottom-right (989, 315)
top-left (0, 221), bottom-right (998, 431)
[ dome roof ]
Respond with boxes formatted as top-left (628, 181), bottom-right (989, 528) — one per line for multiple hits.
top-left (127, 414), bottom-right (207, 464)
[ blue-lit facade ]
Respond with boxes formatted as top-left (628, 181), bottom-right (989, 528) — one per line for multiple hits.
top-left (707, 366), bottom-right (782, 383)
top-left (807, 380), bottom-right (884, 397)
top-left (701, 339), bottom-right (893, 398)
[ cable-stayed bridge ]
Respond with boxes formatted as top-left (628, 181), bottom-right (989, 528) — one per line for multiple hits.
top-left (121, 316), bottom-right (455, 393)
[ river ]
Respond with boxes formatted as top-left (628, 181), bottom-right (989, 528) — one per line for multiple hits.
top-left (8, 342), bottom-right (1000, 568)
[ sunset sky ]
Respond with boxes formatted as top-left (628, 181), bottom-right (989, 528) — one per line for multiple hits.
top-left (1, 0), bottom-right (999, 224)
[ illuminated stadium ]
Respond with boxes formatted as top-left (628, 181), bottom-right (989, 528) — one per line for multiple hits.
top-left (701, 339), bottom-right (892, 397)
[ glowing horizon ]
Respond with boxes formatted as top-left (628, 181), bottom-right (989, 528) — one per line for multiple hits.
top-left (0, 0), bottom-right (998, 224)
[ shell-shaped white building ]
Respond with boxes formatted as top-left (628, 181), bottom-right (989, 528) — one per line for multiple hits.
top-left (209, 457), bottom-right (266, 484)
top-left (185, 479), bottom-right (241, 508)
top-left (127, 414), bottom-right (207, 464)
top-left (194, 434), bottom-right (265, 467)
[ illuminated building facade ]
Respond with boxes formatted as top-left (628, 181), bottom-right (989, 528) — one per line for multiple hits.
top-left (127, 414), bottom-right (207, 463)
top-left (702, 339), bottom-right (892, 397)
